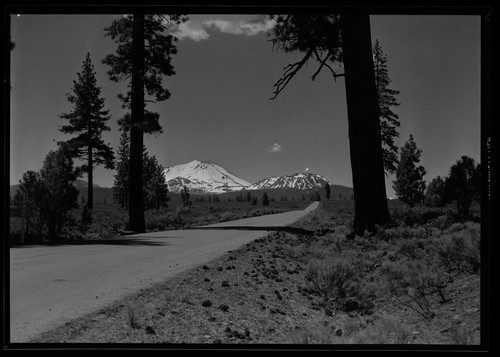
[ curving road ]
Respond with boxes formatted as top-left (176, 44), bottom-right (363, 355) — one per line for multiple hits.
top-left (9, 201), bottom-right (318, 343)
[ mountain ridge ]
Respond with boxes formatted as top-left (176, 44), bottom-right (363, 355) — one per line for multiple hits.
top-left (162, 160), bottom-right (334, 194)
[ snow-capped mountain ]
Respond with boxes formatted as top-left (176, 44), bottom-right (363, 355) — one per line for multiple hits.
top-left (163, 160), bottom-right (251, 194)
top-left (247, 172), bottom-right (332, 191)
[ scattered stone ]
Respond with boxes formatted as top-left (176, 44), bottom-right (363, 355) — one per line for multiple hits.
top-left (208, 316), bottom-right (216, 322)
top-left (219, 304), bottom-right (229, 312)
top-left (325, 308), bottom-right (333, 317)
top-left (204, 277), bottom-right (210, 282)
top-left (145, 325), bottom-right (156, 335)
top-left (221, 281), bottom-right (230, 287)
top-left (270, 308), bottom-right (286, 315)
top-left (202, 300), bottom-right (212, 307)
top-left (217, 267), bottom-right (223, 272)
top-left (260, 294), bottom-right (266, 300)
top-left (202, 265), bottom-right (209, 270)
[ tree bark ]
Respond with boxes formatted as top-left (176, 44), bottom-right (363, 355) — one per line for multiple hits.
top-left (340, 14), bottom-right (390, 236)
top-left (129, 13), bottom-right (146, 233)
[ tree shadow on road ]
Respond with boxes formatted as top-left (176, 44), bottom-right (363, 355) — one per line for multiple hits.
top-left (17, 236), bottom-right (175, 247)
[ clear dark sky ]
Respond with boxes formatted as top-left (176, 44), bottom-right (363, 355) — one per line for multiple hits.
top-left (9, 13), bottom-right (481, 198)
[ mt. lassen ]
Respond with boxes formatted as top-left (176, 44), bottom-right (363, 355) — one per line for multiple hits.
top-left (162, 160), bottom-right (333, 194)
top-left (163, 160), bottom-right (251, 194)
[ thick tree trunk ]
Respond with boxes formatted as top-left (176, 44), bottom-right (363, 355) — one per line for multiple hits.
top-left (340, 14), bottom-right (390, 236)
top-left (129, 13), bottom-right (146, 233)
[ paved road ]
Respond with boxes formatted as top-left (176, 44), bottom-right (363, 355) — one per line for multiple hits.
top-left (9, 202), bottom-right (318, 343)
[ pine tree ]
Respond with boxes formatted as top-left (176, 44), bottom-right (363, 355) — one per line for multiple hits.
top-left (444, 156), bottom-right (481, 217)
top-left (144, 154), bottom-right (168, 210)
top-left (373, 39), bottom-right (401, 175)
top-left (324, 182), bottom-right (331, 200)
top-left (393, 134), bottom-right (427, 207)
top-left (181, 186), bottom-right (191, 207)
top-left (39, 143), bottom-right (79, 240)
top-left (269, 14), bottom-right (390, 236)
top-left (13, 170), bottom-right (45, 240)
top-left (424, 176), bottom-right (446, 207)
top-left (103, 14), bottom-right (187, 233)
top-left (113, 129), bottom-right (130, 210)
top-left (59, 53), bottom-right (114, 210)
top-left (262, 192), bottom-right (270, 206)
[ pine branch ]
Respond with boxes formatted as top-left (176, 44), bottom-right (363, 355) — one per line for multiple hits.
top-left (311, 49), bottom-right (344, 82)
top-left (270, 49), bottom-right (313, 100)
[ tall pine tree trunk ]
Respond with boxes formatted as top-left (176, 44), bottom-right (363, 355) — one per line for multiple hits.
top-left (340, 14), bottom-right (390, 236)
top-left (129, 13), bottom-right (146, 232)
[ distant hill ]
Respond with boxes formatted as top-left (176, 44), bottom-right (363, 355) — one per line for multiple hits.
top-left (216, 185), bottom-right (354, 202)
top-left (10, 179), bottom-right (114, 206)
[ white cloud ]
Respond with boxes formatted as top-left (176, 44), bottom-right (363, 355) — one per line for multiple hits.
top-left (172, 16), bottom-right (276, 42)
top-left (172, 20), bottom-right (210, 42)
top-left (239, 18), bottom-right (277, 36)
top-left (267, 143), bottom-right (282, 153)
top-left (202, 17), bottom-right (276, 37)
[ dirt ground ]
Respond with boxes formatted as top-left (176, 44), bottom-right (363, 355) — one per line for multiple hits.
top-left (30, 229), bottom-right (482, 349)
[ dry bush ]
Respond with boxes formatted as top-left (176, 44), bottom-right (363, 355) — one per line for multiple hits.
top-left (381, 259), bottom-right (448, 319)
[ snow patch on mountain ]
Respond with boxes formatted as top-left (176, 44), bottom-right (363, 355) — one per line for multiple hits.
top-left (163, 160), bottom-right (251, 194)
top-left (247, 172), bottom-right (332, 191)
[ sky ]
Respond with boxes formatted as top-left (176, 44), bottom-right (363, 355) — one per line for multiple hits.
top-left (9, 12), bottom-right (482, 198)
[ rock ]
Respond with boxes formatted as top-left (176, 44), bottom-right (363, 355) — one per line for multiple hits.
top-left (202, 265), bottom-right (209, 270)
top-left (219, 304), bottom-right (229, 312)
top-left (335, 328), bottom-right (343, 337)
top-left (325, 309), bottom-right (333, 317)
top-left (270, 308), bottom-right (286, 315)
top-left (221, 281), bottom-right (230, 287)
top-left (204, 277), bottom-right (210, 282)
top-left (145, 325), bottom-right (156, 335)
top-left (202, 300), bottom-right (212, 307)
top-left (217, 267), bottom-right (223, 272)
top-left (343, 298), bottom-right (361, 312)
